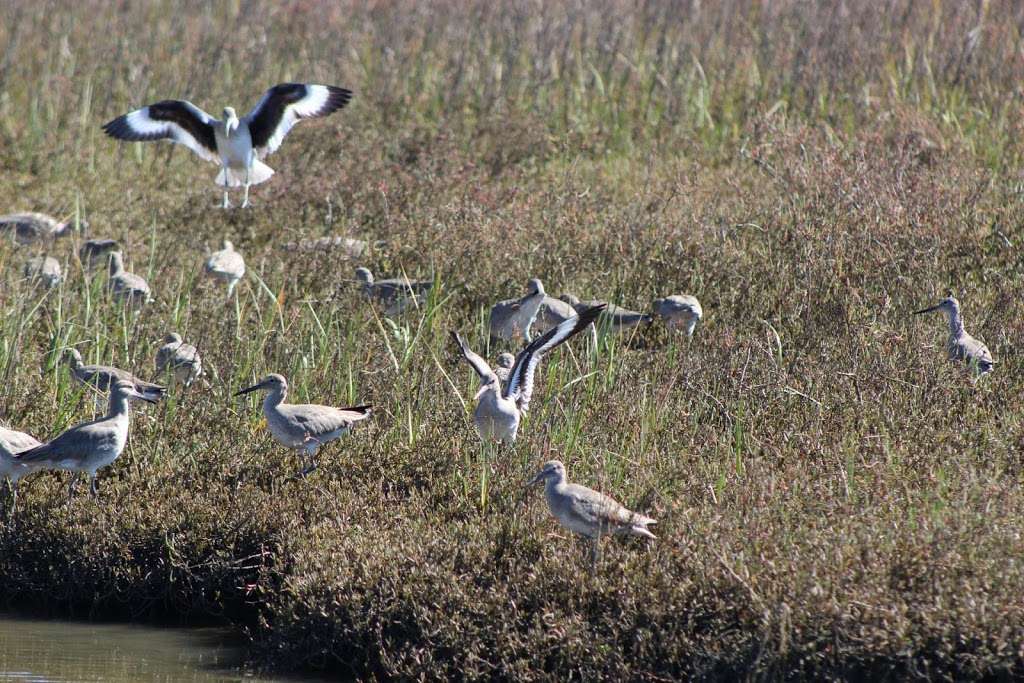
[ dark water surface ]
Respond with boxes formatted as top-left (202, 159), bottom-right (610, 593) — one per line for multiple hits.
top-left (0, 614), bottom-right (289, 682)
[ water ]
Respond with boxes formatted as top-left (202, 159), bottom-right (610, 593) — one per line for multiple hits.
top-left (0, 614), bottom-right (280, 682)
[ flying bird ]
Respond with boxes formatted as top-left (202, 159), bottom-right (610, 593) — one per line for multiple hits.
top-left (102, 83), bottom-right (353, 208)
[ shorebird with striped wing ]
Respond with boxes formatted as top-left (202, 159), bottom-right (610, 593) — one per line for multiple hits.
top-left (103, 83), bottom-right (352, 208)
top-left (452, 304), bottom-right (604, 445)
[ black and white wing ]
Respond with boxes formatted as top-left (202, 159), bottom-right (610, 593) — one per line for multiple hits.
top-left (244, 83), bottom-right (352, 158)
top-left (504, 304), bottom-right (605, 411)
top-left (102, 100), bottom-right (219, 163)
top-left (451, 332), bottom-right (498, 385)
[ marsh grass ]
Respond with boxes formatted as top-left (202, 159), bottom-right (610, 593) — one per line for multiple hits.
top-left (1, 0), bottom-right (1023, 679)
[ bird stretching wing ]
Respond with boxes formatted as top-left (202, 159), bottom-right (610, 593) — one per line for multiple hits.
top-left (245, 83), bottom-right (352, 158)
top-left (504, 304), bottom-right (604, 411)
top-left (102, 100), bottom-right (219, 162)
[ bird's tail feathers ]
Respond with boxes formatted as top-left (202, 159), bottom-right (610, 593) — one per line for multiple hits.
top-left (215, 160), bottom-right (275, 188)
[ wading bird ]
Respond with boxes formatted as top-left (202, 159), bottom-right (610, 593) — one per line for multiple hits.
top-left (23, 255), bottom-right (62, 288)
top-left (106, 251), bottom-right (152, 308)
top-left (155, 333), bottom-right (203, 387)
top-left (354, 267), bottom-right (433, 314)
top-left (490, 278), bottom-right (547, 342)
top-left (494, 352), bottom-right (515, 382)
top-left (102, 83), bottom-right (352, 208)
top-left (0, 425), bottom-right (43, 517)
top-left (452, 304), bottom-right (604, 444)
top-left (79, 239), bottom-right (119, 271)
top-left (0, 212), bottom-right (85, 245)
top-left (653, 294), bottom-right (703, 336)
top-left (17, 380), bottom-right (157, 500)
top-left (62, 348), bottom-right (166, 402)
top-left (234, 373), bottom-right (372, 476)
top-left (204, 240), bottom-right (246, 298)
top-left (913, 292), bottom-right (994, 375)
top-left (527, 459), bottom-right (656, 573)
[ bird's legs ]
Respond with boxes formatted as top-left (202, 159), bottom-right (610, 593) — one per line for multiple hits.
top-left (67, 474), bottom-right (79, 506)
top-left (589, 537), bottom-right (601, 574)
top-left (1, 480), bottom-right (14, 520)
top-left (221, 165), bottom-right (232, 209)
top-left (89, 474), bottom-right (99, 498)
top-left (298, 441), bottom-right (319, 478)
top-left (241, 167), bottom-right (252, 209)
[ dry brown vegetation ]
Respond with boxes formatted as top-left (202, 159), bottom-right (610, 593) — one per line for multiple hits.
top-left (1, 0), bottom-right (1024, 679)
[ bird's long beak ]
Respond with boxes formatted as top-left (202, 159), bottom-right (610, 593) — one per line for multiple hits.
top-left (127, 388), bottom-right (159, 405)
top-left (913, 304), bottom-right (940, 315)
top-left (234, 381), bottom-right (265, 397)
top-left (525, 471), bottom-right (544, 487)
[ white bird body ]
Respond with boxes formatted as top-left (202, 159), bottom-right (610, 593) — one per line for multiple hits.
top-left (534, 295), bottom-right (578, 334)
top-left (103, 83), bottom-right (352, 208)
top-left (528, 460), bottom-right (656, 571)
top-left (914, 294), bottom-right (993, 375)
top-left (17, 380), bottom-right (156, 498)
top-left (653, 294), bottom-right (703, 336)
top-left (453, 304), bottom-right (604, 445)
top-left (235, 373), bottom-right (372, 476)
top-left (0, 426), bottom-right (42, 481)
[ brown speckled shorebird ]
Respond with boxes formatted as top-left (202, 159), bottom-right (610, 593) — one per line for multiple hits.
top-left (527, 460), bottom-right (656, 572)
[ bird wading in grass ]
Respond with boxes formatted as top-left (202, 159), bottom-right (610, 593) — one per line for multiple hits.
top-left (452, 304), bottom-right (605, 445)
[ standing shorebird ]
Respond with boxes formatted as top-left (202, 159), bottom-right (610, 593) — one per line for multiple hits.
top-left (914, 292), bottom-right (994, 375)
top-left (0, 425), bottom-right (43, 516)
top-left (452, 304), bottom-right (604, 444)
top-left (653, 294), bottom-right (703, 336)
top-left (527, 460), bottom-right (656, 572)
top-left (234, 373), bottom-right (372, 476)
top-left (103, 83), bottom-right (352, 208)
top-left (106, 251), bottom-right (152, 308)
top-left (17, 380), bottom-right (157, 499)
top-left (204, 240), bottom-right (246, 298)
top-left (23, 255), bottom-right (62, 288)
top-left (62, 348), bottom-right (166, 402)
top-left (0, 212), bottom-right (85, 245)
top-left (490, 279), bottom-right (547, 343)
top-left (354, 267), bottom-right (433, 314)
top-left (155, 333), bottom-right (203, 387)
